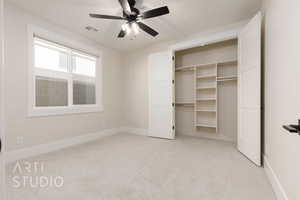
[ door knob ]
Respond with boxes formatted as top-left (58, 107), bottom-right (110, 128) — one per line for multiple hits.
top-left (283, 119), bottom-right (300, 135)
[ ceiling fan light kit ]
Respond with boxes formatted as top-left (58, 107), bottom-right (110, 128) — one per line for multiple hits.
top-left (122, 23), bottom-right (131, 34)
top-left (131, 22), bottom-right (140, 35)
top-left (89, 0), bottom-right (170, 38)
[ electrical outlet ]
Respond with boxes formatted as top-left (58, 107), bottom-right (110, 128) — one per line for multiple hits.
top-left (16, 136), bottom-right (24, 145)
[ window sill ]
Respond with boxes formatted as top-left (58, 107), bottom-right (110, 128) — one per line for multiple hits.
top-left (28, 105), bottom-right (103, 117)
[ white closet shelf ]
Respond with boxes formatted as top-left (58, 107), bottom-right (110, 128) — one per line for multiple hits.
top-left (196, 110), bottom-right (216, 112)
top-left (217, 76), bottom-right (238, 82)
top-left (196, 75), bottom-right (217, 79)
top-left (195, 123), bottom-right (217, 128)
top-left (196, 98), bottom-right (216, 101)
top-left (176, 62), bottom-right (216, 71)
top-left (175, 65), bottom-right (195, 72)
top-left (217, 60), bottom-right (238, 66)
top-left (176, 60), bottom-right (237, 72)
top-left (196, 63), bottom-right (217, 68)
top-left (196, 86), bottom-right (216, 90)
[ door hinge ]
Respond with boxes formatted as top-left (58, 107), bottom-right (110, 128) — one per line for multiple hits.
top-left (172, 80), bottom-right (175, 84)
top-left (172, 103), bottom-right (175, 107)
top-left (172, 126), bottom-right (175, 130)
top-left (172, 56), bottom-right (175, 61)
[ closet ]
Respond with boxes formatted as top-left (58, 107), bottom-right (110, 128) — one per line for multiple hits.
top-left (148, 12), bottom-right (261, 166)
top-left (175, 40), bottom-right (238, 142)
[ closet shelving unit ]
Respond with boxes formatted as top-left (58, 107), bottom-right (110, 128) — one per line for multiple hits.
top-left (175, 59), bottom-right (238, 131)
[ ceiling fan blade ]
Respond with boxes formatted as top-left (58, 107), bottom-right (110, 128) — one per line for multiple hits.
top-left (137, 22), bottom-right (159, 37)
top-left (141, 6), bottom-right (169, 19)
top-left (118, 29), bottom-right (126, 38)
top-left (89, 14), bottom-right (125, 20)
top-left (118, 0), bottom-right (132, 15)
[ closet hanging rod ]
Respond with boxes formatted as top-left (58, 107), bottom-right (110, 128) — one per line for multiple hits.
top-left (176, 104), bottom-right (194, 107)
top-left (217, 78), bottom-right (237, 82)
top-left (217, 76), bottom-right (237, 79)
top-left (175, 103), bottom-right (194, 106)
top-left (217, 76), bottom-right (237, 82)
top-left (175, 59), bottom-right (237, 72)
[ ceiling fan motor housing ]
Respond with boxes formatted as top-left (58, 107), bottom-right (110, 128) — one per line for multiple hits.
top-left (128, 0), bottom-right (136, 7)
top-left (124, 8), bottom-right (140, 22)
top-left (122, 1), bottom-right (140, 22)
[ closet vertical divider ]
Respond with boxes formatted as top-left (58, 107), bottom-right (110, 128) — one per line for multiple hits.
top-left (193, 66), bottom-right (197, 128)
top-left (194, 63), bottom-right (218, 131)
top-left (215, 65), bottom-right (218, 132)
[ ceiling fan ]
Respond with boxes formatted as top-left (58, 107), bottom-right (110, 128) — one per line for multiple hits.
top-left (89, 0), bottom-right (170, 38)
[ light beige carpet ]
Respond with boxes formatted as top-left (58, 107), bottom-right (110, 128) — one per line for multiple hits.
top-left (6, 134), bottom-right (275, 200)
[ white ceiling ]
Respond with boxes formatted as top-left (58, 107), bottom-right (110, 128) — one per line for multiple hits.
top-left (7, 0), bottom-right (262, 52)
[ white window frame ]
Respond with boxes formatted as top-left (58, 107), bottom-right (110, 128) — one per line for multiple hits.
top-left (27, 25), bottom-right (103, 117)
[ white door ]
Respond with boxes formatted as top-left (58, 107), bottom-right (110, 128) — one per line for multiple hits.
top-left (0, 150), bottom-right (4, 200)
top-left (148, 51), bottom-right (175, 139)
top-left (238, 12), bottom-right (262, 166)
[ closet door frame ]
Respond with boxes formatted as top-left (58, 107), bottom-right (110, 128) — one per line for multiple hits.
top-left (171, 27), bottom-right (241, 138)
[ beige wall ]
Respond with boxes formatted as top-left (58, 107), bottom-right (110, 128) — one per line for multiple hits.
top-left (0, 0), bottom-right (5, 198)
top-left (123, 42), bottom-right (174, 129)
top-left (123, 52), bottom-right (148, 129)
top-left (263, 0), bottom-right (300, 199)
top-left (0, 0), bottom-right (3, 143)
top-left (4, 2), bottom-right (124, 151)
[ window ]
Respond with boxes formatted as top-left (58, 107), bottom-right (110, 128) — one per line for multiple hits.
top-left (29, 33), bottom-right (102, 116)
top-left (35, 76), bottom-right (68, 107)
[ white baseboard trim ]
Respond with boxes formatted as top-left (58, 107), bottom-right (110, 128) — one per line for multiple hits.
top-left (264, 155), bottom-right (289, 200)
top-left (176, 131), bottom-right (235, 142)
top-left (5, 128), bottom-right (121, 163)
top-left (120, 127), bottom-right (148, 136)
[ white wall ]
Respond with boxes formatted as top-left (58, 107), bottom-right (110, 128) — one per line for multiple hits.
top-left (263, 0), bottom-right (300, 199)
top-left (0, 0), bottom-right (5, 198)
top-left (4, 2), bottom-right (124, 151)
